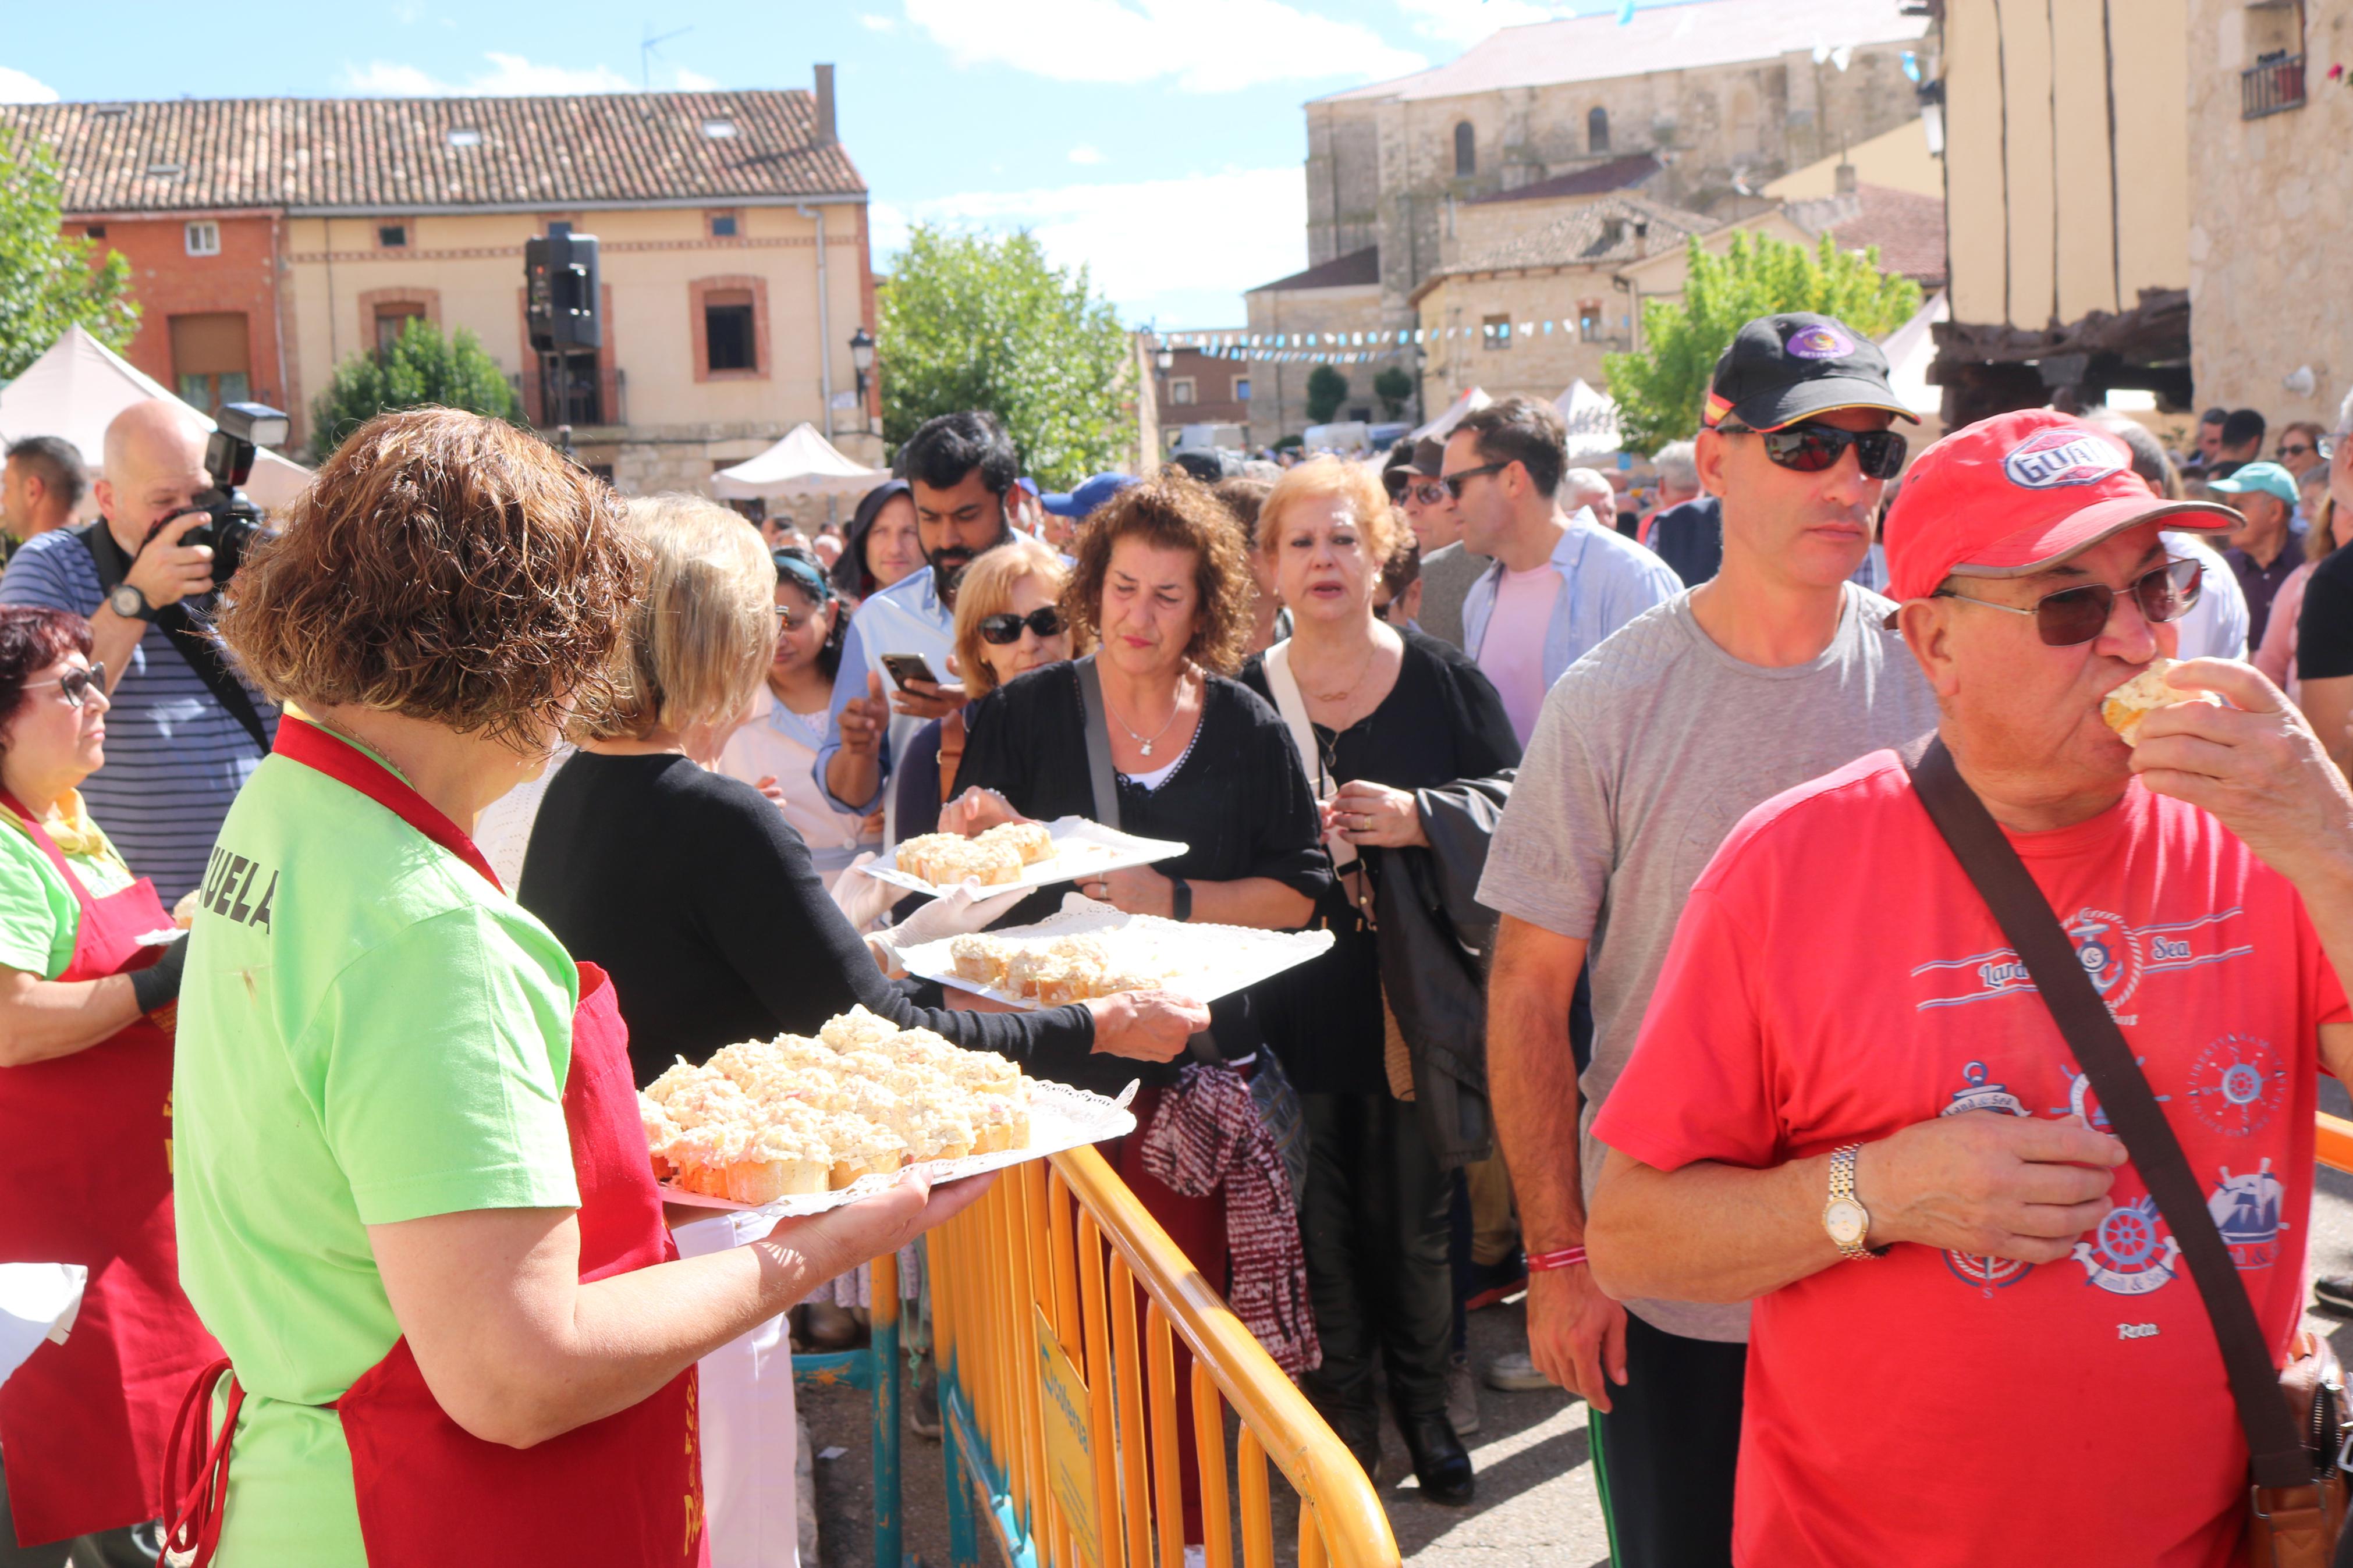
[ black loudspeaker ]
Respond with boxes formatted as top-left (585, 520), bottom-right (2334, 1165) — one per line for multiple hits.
top-left (525, 222), bottom-right (601, 351)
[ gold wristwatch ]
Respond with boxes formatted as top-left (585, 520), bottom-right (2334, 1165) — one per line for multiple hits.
top-left (1823, 1143), bottom-right (1880, 1261)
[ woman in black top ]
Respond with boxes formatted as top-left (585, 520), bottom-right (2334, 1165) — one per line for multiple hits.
top-left (947, 473), bottom-right (1326, 1546)
top-left (1239, 458), bottom-right (1518, 1505)
top-left (517, 495), bottom-right (1204, 1087)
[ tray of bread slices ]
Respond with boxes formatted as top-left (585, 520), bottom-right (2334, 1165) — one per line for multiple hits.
top-left (894, 893), bottom-right (1336, 1011)
top-left (858, 816), bottom-right (1189, 900)
top-left (641, 1004), bottom-right (1137, 1217)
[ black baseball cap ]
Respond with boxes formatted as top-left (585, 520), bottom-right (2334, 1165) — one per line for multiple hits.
top-left (1382, 438), bottom-right (1449, 498)
top-left (1702, 312), bottom-right (1917, 433)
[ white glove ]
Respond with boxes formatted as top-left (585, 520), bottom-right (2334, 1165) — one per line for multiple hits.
top-left (870, 878), bottom-right (1028, 962)
top-left (829, 851), bottom-right (900, 932)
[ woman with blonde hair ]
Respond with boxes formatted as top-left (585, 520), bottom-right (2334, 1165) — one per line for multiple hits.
top-left (1240, 455), bottom-right (1518, 1505)
top-left (890, 535), bottom-right (1078, 842)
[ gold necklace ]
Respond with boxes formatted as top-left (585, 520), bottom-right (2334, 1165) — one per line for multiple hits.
top-left (1303, 630), bottom-right (1380, 705)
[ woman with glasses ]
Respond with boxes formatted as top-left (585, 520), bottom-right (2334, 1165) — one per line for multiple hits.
top-left (716, 546), bottom-right (878, 888)
top-left (0, 607), bottom-right (214, 1568)
top-left (2276, 421), bottom-right (2330, 483)
top-left (890, 536), bottom-right (1076, 842)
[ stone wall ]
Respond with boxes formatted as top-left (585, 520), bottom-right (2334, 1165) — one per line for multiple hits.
top-left (2186, 0), bottom-right (2353, 424)
top-left (1241, 282), bottom-right (1403, 441)
top-left (1418, 269), bottom-right (1624, 411)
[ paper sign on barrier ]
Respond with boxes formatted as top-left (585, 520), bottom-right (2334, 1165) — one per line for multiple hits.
top-left (1034, 1304), bottom-right (1103, 1568)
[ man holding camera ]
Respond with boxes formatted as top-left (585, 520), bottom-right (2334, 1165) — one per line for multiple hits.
top-left (0, 400), bottom-right (275, 904)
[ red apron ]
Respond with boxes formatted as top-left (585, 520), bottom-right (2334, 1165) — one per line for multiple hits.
top-left (164, 718), bottom-right (706, 1566)
top-left (0, 794), bottom-right (219, 1548)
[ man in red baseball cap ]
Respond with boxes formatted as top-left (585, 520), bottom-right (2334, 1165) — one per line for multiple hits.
top-left (1582, 408), bottom-right (2353, 1565)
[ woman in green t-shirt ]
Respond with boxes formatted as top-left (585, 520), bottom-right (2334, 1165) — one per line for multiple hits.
top-left (166, 408), bottom-right (986, 1567)
top-left (0, 604), bottom-right (212, 1567)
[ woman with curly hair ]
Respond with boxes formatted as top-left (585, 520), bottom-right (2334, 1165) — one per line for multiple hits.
top-left (163, 410), bottom-right (986, 1568)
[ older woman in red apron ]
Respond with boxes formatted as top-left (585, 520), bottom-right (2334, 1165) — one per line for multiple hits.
top-left (161, 409), bottom-right (986, 1567)
top-left (0, 605), bottom-right (213, 1568)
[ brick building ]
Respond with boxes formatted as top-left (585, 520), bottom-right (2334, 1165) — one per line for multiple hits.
top-left (2, 75), bottom-right (877, 497)
top-left (1147, 334), bottom-right (1254, 451)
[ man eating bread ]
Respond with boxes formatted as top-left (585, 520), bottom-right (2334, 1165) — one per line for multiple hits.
top-left (1583, 409), bottom-right (2353, 1566)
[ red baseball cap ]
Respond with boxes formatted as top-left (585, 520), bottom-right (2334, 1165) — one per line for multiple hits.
top-left (1882, 410), bottom-right (2240, 605)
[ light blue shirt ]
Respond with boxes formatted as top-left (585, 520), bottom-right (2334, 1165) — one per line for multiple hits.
top-left (1461, 511), bottom-right (1681, 689)
top-left (813, 567), bottom-right (956, 816)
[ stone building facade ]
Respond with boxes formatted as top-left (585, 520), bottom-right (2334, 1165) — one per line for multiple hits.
top-left (1243, 250), bottom-right (1397, 444)
top-left (2185, 0), bottom-right (2352, 425)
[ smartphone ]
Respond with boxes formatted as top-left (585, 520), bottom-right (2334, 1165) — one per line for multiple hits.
top-left (880, 653), bottom-right (939, 691)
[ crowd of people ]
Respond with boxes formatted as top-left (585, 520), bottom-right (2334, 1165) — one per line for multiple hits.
top-left (7, 299), bottom-right (2353, 1568)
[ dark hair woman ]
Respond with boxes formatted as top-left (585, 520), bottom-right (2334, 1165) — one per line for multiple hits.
top-left (168, 408), bottom-right (988, 1568)
top-left (0, 605), bottom-right (218, 1566)
top-left (831, 479), bottom-right (922, 602)
top-left (716, 545), bottom-right (877, 887)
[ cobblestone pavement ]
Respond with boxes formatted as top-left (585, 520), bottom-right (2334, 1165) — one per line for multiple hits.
top-left (808, 1078), bottom-right (2353, 1568)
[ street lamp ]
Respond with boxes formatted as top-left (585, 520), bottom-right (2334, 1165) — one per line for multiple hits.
top-left (849, 326), bottom-right (876, 432)
top-left (1155, 344), bottom-right (1174, 373)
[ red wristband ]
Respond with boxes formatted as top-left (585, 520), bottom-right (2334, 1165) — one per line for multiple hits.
top-left (1525, 1246), bottom-right (1588, 1272)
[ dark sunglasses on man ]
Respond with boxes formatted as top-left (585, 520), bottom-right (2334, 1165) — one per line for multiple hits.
top-left (1716, 419), bottom-right (1909, 481)
top-left (1440, 461), bottom-right (1509, 500)
top-left (28, 664), bottom-right (105, 707)
top-left (1935, 557), bottom-right (2202, 647)
top-left (977, 606), bottom-right (1066, 645)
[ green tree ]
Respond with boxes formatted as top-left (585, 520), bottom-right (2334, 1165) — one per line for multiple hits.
top-left (876, 225), bottom-right (1134, 488)
top-left (1372, 365), bottom-right (1414, 421)
top-left (1305, 365), bottom-right (1350, 424)
top-left (0, 132), bottom-right (139, 379)
top-left (1602, 230), bottom-right (1921, 454)
top-left (308, 318), bottom-right (526, 463)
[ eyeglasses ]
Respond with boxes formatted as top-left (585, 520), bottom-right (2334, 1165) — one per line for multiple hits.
top-left (1719, 420), bottom-right (1908, 480)
top-left (1403, 479), bottom-right (1450, 507)
top-left (1936, 559), bottom-right (2202, 647)
top-left (2279, 443), bottom-right (2317, 460)
top-left (978, 606), bottom-right (1066, 645)
top-left (773, 605), bottom-right (814, 632)
top-left (27, 664), bottom-right (104, 707)
top-left (1440, 461), bottom-right (1510, 499)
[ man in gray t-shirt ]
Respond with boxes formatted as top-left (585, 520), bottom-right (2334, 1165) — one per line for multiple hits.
top-left (1479, 311), bottom-right (1934, 1568)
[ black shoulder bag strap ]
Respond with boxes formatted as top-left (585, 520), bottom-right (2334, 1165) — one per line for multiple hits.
top-left (1901, 734), bottom-right (2309, 1490)
top-left (74, 520), bottom-right (271, 757)
top-left (1073, 654), bottom-right (1122, 832)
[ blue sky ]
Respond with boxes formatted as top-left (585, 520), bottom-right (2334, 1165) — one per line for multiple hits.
top-left (2, 0), bottom-right (1671, 328)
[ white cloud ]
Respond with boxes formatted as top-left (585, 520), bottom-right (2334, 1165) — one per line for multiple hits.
top-left (1067, 144), bottom-right (1106, 165)
top-left (902, 0), bottom-right (1424, 92)
top-left (0, 66), bottom-right (62, 103)
top-left (342, 52), bottom-right (718, 96)
top-left (880, 167), bottom-right (1307, 326)
top-left (1392, 0), bottom-right (1563, 45)
top-left (858, 12), bottom-right (898, 30)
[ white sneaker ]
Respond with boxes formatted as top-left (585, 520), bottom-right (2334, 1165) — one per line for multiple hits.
top-left (1446, 1352), bottom-right (1481, 1435)
top-left (1482, 1349), bottom-right (1551, 1392)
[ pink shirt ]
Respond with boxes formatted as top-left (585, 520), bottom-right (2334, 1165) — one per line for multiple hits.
top-left (1477, 563), bottom-right (1563, 745)
top-left (1594, 754), bottom-right (2348, 1568)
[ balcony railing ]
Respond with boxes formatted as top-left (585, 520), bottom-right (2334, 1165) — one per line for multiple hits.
top-left (2242, 52), bottom-right (2306, 119)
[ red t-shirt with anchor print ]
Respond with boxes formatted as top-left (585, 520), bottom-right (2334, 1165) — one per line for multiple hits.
top-left (1593, 750), bottom-right (2349, 1568)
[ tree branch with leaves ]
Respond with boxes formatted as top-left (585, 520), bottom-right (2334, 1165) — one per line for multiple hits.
top-left (0, 132), bottom-right (139, 381)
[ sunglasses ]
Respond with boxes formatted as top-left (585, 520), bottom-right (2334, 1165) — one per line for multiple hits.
top-left (1721, 421), bottom-right (1909, 480)
top-left (1937, 558), bottom-right (2202, 646)
top-left (773, 604), bottom-right (818, 632)
top-left (978, 606), bottom-right (1066, 645)
top-left (27, 664), bottom-right (105, 707)
top-left (1440, 461), bottom-right (1509, 499)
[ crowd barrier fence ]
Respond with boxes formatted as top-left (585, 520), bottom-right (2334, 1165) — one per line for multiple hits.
top-left (792, 1248), bottom-right (901, 1568)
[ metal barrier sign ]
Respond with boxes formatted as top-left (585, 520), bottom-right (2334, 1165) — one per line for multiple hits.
top-left (1034, 1303), bottom-right (1104, 1567)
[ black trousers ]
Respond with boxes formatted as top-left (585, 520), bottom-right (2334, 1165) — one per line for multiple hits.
top-left (1589, 1311), bottom-right (1746, 1568)
top-left (1297, 1090), bottom-right (1455, 1421)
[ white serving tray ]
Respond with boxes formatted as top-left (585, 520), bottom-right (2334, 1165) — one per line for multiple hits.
top-left (895, 894), bottom-right (1335, 1009)
top-left (658, 1076), bottom-right (1138, 1218)
top-left (858, 815), bottom-right (1187, 901)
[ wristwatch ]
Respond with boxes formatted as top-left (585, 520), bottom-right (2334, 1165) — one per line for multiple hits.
top-left (108, 584), bottom-right (155, 622)
top-left (1168, 876), bottom-right (1193, 923)
top-left (1823, 1143), bottom-right (1882, 1261)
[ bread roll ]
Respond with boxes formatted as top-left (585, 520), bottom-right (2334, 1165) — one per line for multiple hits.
top-left (2100, 658), bottom-right (2223, 747)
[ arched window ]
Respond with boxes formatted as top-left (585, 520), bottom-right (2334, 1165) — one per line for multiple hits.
top-left (1454, 121), bottom-right (1476, 177)
top-left (1588, 106), bottom-right (1610, 153)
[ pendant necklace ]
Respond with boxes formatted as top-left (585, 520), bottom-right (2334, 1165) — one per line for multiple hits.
top-left (1109, 674), bottom-right (1186, 757)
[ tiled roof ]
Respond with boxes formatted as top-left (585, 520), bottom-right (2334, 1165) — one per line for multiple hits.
top-left (1316, 0), bottom-right (1923, 103)
top-left (1464, 154), bottom-right (1664, 207)
top-left (1248, 246), bottom-right (1381, 295)
top-left (0, 91), bottom-right (864, 215)
top-left (1429, 194), bottom-right (1721, 286)
top-left (1833, 184), bottom-right (1946, 287)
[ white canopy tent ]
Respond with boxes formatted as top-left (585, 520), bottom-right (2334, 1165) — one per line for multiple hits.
top-left (1555, 379), bottom-right (1625, 463)
top-left (710, 422), bottom-right (889, 500)
top-left (0, 326), bottom-right (313, 511)
top-left (1408, 385), bottom-right (1492, 443)
top-left (1880, 290), bottom-right (1950, 437)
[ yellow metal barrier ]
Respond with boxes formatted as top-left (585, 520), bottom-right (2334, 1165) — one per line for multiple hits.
top-left (929, 1145), bottom-right (1401, 1568)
